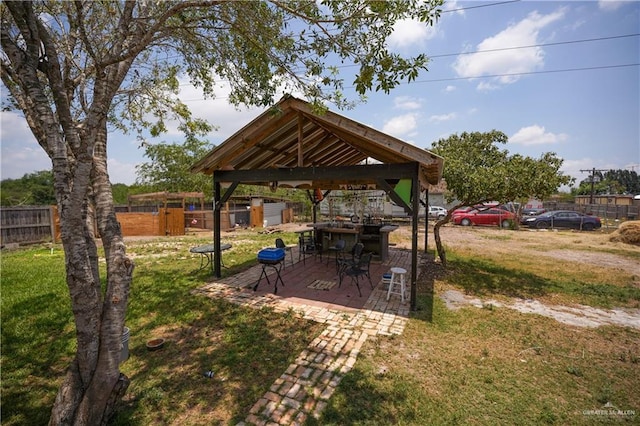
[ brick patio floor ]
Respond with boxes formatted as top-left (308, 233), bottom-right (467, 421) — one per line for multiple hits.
top-left (193, 246), bottom-right (418, 425)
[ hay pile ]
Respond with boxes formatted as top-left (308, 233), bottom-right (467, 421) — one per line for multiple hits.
top-left (609, 220), bottom-right (640, 245)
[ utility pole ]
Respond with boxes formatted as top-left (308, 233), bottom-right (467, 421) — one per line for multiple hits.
top-left (580, 168), bottom-right (608, 204)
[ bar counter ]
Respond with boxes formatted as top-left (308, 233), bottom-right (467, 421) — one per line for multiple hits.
top-left (309, 222), bottom-right (398, 262)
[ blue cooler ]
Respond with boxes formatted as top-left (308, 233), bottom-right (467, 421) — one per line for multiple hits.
top-left (257, 247), bottom-right (285, 262)
top-left (382, 272), bottom-right (392, 289)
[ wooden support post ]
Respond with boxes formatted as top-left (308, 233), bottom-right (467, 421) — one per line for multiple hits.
top-left (214, 180), bottom-right (222, 278)
top-left (411, 170), bottom-right (419, 311)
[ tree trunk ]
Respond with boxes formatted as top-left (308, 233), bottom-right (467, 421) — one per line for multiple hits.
top-left (433, 218), bottom-right (447, 268)
top-left (48, 122), bottom-right (133, 425)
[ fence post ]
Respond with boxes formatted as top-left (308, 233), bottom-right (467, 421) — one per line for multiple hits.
top-left (49, 206), bottom-right (56, 243)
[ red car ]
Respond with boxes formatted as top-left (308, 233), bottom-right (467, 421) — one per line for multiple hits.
top-left (452, 208), bottom-right (516, 228)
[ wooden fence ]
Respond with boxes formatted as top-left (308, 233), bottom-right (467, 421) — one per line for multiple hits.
top-left (1, 206), bottom-right (57, 245)
top-left (1, 206), bottom-right (190, 245)
top-left (544, 202), bottom-right (639, 220)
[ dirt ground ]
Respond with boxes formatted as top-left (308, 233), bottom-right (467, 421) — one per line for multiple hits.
top-left (437, 225), bottom-right (640, 274)
top-left (408, 224), bottom-right (640, 329)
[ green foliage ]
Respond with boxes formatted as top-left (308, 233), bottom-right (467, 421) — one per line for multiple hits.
top-left (135, 124), bottom-right (214, 194)
top-left (12, 0), bottom-right (443, 140)
top-left (572, 169), bottom-right (640, 196)
top-left (0, 170), bottom-right (56, 206)
top-left (430, 130), bottom-right (573, 208)
top-left (110, 184), bottom-right (130, 205)
top-left (1, 176), bottom-right (149, 207)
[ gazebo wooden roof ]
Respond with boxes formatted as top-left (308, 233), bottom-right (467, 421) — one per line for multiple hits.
top-left (191, 95), bottom-right (444, 310)
top-left (190, 95), bottom-right (443, 190)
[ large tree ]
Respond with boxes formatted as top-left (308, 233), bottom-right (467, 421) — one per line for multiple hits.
top-left (0, 1), bottom-right (443, 423)
top-left (135, 123), bottom-right (214, 193)
top-left (430, 130), bottom-right (573, 266)
top-left (573, 169), bottom-right (640, 196)
top-left (0, 170), bottom-right (56, 206)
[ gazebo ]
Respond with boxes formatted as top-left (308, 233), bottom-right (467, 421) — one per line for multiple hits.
top-left (190, 95), bottom-right (444, 310)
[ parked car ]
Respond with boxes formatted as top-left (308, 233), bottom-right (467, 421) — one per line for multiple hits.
top-left (520, 208), bottom-right (547, 224)
top-left (522, 208), bottom-right (546, 216)
top-left (523, 210), bottom-right (601, 231)
top-left (451, 208), bottom-right (516, 228)
top-left (428, 206), bottom-right (448, 219)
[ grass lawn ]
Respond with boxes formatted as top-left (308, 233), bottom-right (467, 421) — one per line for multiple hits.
top-left (2, 225), bottom-right (639, 425)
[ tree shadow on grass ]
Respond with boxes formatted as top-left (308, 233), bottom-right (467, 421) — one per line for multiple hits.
top-left (1, 293), bottom-right (75, 425)
top-left (447, 257), bottom-right (551, 299)
top-left (112, 265), bottom-right (324, 425)
top-left (412, 251), bottom-right (441, 323)
top-left (308, 367), bottom-right (412, 426)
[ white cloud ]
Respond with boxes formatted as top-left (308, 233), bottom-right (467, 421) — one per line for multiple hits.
top-left (452, 9), bottom-right (565, 88)
top-left (1, 110), bottom-right (36, 143)
top-left (393, 96), bottom-right (422, 110)
top-left (382, 113), bottom-right (419, 138)
top-left (442, 0), bottom-right (466, 16)
top-left (107, 158), bottom-right (138, 185)
top-left (568, 19), bottom-right (586, 31)
top-left (510, 125), bottom-right (568, 146)
top-left (444, 85), bottom-right (456, 93)
top-left (477, 81), bottom-right (500, 92)
top-left (429, 113), bottom-right (456, 123)
top-left (160, 77), bottom-right (262, 141)
top-left (598, 0), bottom-right (625, 11)
top-left (388, 18), bottom-right (438, 51)
top-left (558, 158), bottom-right (592, 189)
top-left (0, 111), bottom-right (51, 180)
top-left (171, 74), bottom-right (307, 144)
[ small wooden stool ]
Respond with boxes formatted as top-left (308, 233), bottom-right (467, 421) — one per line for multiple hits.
top-left (386, 267), bottom-right (407, 303)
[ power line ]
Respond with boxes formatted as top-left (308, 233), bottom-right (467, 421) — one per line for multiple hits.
top-left (442, 0), bottom-right (521, 13)
top-left (180, 63), bottom-right (639, 101)
top-left (272, 34), bottom-right (640, 75)
top-left (177, 33), bottom-right (639, 89)
top-left (406, 63), bottom-right (639, 85)
top-left (430, 33), bottom-right (640, 59)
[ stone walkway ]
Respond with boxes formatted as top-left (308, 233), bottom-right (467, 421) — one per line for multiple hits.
top-left (193, 247), bottom-right (415, 425)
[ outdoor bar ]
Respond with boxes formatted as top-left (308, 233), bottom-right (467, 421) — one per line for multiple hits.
top-left (311, 221), bottom-right (398, 262)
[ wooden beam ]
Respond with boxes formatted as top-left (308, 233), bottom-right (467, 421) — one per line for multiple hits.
top-left (213, 162), bottom-right (419, 185)
top-left (191, 107), bottom-right (297, 173)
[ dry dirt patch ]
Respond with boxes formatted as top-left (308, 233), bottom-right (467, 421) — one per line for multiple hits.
top-left (429, 225), bottom-right (640, 272)
top-left (441, 289), bottom-right (640, 329)
top-left (418, 224), bottom-right (640, 329)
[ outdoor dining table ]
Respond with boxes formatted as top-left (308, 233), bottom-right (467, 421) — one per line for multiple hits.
top-left (189, 242), bottom-right (232, 273)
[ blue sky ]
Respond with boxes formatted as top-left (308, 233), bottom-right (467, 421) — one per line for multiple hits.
top-left (1, 0), bottom-right (639, 190)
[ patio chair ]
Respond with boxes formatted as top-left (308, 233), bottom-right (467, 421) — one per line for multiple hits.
top-left (326, 239), bottom-right (346, 271)
top-left (342, 252), bottom-right (373, 297)
top-left (275, 237), bottom-right (294, 269)
top-left (298, 234), bottom-right (321, 265)
top-left (337, 242), bottom-right (364, 284)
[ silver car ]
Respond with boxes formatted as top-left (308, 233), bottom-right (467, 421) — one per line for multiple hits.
top-left (428, 206), bottom-right (447, 219)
